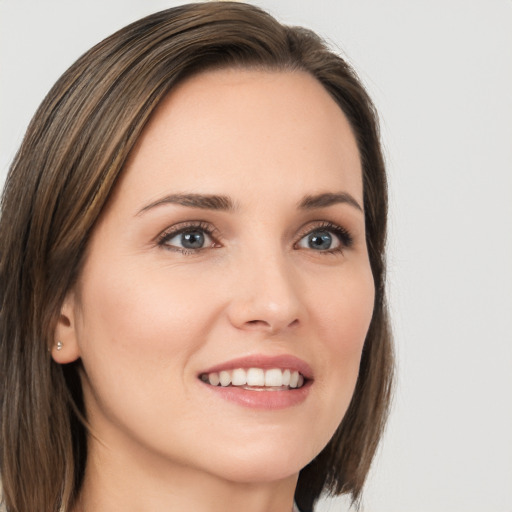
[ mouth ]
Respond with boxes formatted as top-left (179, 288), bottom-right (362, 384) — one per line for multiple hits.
top-left (199, 367), bottom-right (306, 390)
top-left (197, 354), bottom-right (313, 409)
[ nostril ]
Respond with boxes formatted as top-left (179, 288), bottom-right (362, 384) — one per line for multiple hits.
top-left (244, 318), bottom-right (299, 331)
top-left (246, 319), bottom-right (270, 327)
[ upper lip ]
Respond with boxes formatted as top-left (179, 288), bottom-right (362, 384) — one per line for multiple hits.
top-left (198, 354), bottom-right (314, 380)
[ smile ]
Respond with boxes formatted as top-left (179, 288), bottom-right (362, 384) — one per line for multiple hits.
top-left (197, 354), bottom-right (313, 408)
top-left (200, 367), bottom-right (306, 390)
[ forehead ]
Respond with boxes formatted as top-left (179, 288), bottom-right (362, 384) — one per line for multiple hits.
top-left (116, 68), bottom-right (362, 209)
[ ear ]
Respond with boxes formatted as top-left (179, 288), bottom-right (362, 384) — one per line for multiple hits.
top-left (52, 292), bottom-right (81, 364)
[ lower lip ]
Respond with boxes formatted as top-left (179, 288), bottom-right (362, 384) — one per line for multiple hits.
top-left (200, 380), bottom-right (312, 410)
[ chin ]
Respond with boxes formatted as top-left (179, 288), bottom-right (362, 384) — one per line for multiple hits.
top-left (195, 434), bottom-right (323, 485)
top-left (209, 458), bottom-right (304, 485)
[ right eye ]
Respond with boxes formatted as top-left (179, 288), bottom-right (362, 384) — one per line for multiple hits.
top-left (157, 223), bottom-right (219, 253)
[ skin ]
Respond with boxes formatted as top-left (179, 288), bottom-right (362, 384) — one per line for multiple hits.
top-left (53, 69), bottom-right (375, 512)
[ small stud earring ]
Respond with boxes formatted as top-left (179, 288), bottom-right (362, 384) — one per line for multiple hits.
top-left (56, 341), bottom-right (63, 351)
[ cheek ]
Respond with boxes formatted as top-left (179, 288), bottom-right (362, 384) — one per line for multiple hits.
top-left (77, 258), bottom-right (217, 358)
top-left (73, 260), bottom-right (217, 416)
top-left (309, 264), bottom-right (375, 431)
top-left (316, 261), bottom-right (375, 354)
top-left (73, 266), bottom-right (212, 445)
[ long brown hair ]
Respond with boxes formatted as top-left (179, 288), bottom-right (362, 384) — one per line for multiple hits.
top-left (0, 3), bottom-right (393, 511)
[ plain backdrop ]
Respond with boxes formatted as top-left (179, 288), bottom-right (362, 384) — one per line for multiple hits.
top-left (1, 1), bottom-right (511, 511)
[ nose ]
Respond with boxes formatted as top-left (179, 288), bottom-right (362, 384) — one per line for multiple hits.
top-left (226, 252), bottom-right (303, 334)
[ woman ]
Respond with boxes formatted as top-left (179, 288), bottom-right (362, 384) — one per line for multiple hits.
top-left (0, 2), bottom-right (393, 511)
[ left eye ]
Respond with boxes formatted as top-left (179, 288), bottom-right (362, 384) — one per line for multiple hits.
top-left (162, 229), bottom-right (214, 250)
top-left (296, 229), bottom-right (341, 251)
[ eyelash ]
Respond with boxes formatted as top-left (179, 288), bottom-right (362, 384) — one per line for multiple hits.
top-left (295, 221), bottom-right (354, 254)
top-left (156, 220), bottom-right (353, 255)
top-left (156, 221), bottom-right (219, 255)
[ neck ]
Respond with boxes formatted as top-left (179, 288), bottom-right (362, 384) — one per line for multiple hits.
top-left (73, 432), bottom-right (298, 512)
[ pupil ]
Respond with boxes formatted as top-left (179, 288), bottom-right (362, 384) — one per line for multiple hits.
top-left (308, 231), bottom-right (332, 250)
top-left (181, 231), bottom-right (205, 249)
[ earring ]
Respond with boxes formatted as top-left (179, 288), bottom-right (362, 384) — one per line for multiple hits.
top-left (56, 341), bottom-right (63, 351)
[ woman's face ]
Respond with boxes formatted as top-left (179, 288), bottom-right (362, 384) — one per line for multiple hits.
top-left (57, 69), bottom-right (375, 484)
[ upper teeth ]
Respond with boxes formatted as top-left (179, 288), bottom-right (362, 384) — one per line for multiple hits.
top-left (201, 368), bottom-right (305, 388)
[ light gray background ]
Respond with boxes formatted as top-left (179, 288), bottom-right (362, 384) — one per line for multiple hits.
top-left (1, 1), bottom-right (511, 511)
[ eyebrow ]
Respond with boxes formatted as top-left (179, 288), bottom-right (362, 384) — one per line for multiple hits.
top-left (137, 193), bottom-right (236, 215)
top-left (298, 192), bottom-right (363, 212)
top-left (137, 191), bottom-right (362, 216)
